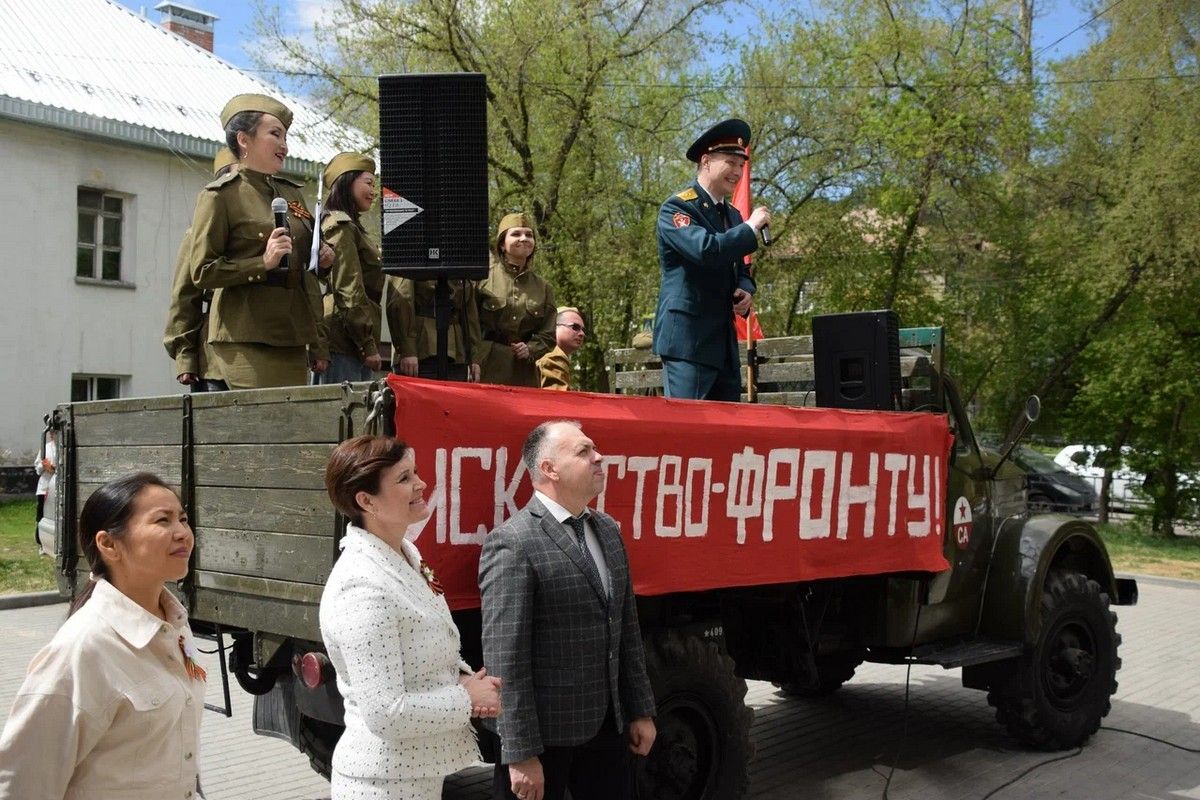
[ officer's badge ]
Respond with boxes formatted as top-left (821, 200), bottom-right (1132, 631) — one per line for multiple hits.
top-left (672, 212), bottom-right (691, 228)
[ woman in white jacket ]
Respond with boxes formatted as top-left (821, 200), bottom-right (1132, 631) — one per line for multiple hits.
top-left (321, 435), bottom-right (501, 800)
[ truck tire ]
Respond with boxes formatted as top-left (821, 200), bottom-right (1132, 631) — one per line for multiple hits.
top-left (778, 647), bottom-right (867, 697)
top-left (635, 631), bottom-right (754, 800)
top-left (987, 569), bottom-right (1121, 750)
top-left (298, 715), bottom-right (343, 780)
top-left (228, 635), bottom-right (278, 696)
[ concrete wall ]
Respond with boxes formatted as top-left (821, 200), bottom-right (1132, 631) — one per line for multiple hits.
top-left (0, 119), bottom-right (217, 462)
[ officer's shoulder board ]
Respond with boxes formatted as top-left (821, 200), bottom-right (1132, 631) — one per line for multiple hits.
top-left (274, 175), bottom-right (305, 189)
top-left (675, 187), bottom-right (699, 202)
top-left (203, 171), bottom-right (240, 191)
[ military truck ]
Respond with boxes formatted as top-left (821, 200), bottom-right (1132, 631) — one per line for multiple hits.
top-left (48, 326), bottom-right (1137, 799)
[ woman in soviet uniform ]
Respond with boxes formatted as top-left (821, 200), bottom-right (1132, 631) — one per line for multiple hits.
top-left (163, 149), bottom-right (238, 391)
top-left (185, 93), bottom-right (332, 389)
top-left (393, 276), bottom-right (483, 383)
top-left (316, 152), bottom-right (389, 384)
top-left (474, 212), bottom-right (556, 387)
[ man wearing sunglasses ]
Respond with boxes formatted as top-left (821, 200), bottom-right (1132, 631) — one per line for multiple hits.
top-left (538, 307), bottom-right (586, 390)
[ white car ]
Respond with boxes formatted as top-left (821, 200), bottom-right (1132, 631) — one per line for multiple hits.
top-left (1053, 445), bottom-right (1148, 511)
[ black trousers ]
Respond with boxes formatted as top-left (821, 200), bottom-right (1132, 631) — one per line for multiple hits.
top-left (492, 707), bottom-right (631, 800)
top-left (34, 494), bottom-right (45, 545)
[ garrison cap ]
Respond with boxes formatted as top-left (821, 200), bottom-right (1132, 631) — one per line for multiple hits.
top-left (212, 148), bottom-right (238, 174)
top-left (220, 93), bottom-right (293, 129)
top-left (495, 212), bottom-right (535, 258)
top-left (686, 118), bottom-right (751, 163)
top-left (323, 152), bottom-right (376, 190)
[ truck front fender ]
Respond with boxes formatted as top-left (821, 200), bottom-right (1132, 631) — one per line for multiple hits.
top-left (978, 514), bottom-right (1121, 645)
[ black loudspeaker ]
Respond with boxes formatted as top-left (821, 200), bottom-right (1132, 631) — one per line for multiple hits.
top-left (378, 73), bottom-right (489, 280)
top-left (813, 310), bottom-right (901, 410)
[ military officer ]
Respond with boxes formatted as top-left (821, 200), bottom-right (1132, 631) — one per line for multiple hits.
top-left (163, 148), bottom-right (238, 391)
top-left (653, 118), bottom-right (770, 401)
top-left (184, 93), bottom-right (333, 390)
top-left (536, 306), bottom-right (585, 390)
top-left (316, 152), bottom-right (391, 384)
top-left (476, 213), bottom-right (557, 387)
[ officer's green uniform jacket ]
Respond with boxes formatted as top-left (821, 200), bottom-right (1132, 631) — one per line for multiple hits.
top-left (394, 278), bottom-right (483, 366)
top-left (536, 345), bottom-right (571, 390)
top-left (186, 168), bottom-right (326, 360)
top-left (320, 211), bottom-right (382, 361)
top-left (475, 257), bottom-right (556, 387)
top-left (162, 229), bottom-right (216, 379)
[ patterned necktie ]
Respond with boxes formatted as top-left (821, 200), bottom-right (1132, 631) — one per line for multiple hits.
top-left (565, 514), bottom-right (605, 595)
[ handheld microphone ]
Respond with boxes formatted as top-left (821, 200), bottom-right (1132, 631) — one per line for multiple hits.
top-left (761, 224), bottom-right (772, 246)
top-left (270, 197), bottom-right (289, 271)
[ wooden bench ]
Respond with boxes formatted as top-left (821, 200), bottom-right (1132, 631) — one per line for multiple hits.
top-left (605, 327), bottom-right (944, 409)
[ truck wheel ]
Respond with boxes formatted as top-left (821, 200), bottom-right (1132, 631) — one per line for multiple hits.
top-left (228, 635), bottom-right (278, 696)
top-left (778, 647), bottom-right (867, 697)
top-left (988, 569), bottom-right (1121, 750)
top-left (298, 715), bottom-right (342, 780)
top-left (635, 631), bottom-right (754, 800)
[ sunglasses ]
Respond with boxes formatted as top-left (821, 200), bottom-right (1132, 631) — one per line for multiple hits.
top-left (557, 323), bottom-right (586, 333)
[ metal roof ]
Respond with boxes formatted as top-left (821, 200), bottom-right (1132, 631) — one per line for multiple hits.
top-left (0, 0), bottom-right (368, 176)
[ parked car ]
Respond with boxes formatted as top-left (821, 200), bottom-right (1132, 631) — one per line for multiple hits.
top-left (1054, 445), bottom-right (1147, 511)
top-left (1012, 446), bottom-right (1097, 514)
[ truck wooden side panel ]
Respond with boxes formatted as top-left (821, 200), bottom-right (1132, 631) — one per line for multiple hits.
top-left (57, 383), bottom-right (375, 643)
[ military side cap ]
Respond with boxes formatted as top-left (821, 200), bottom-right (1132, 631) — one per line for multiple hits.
top-left (323, 152), bottom-right (376, 190)
top-left (212, 148), bottom-right (238, 174)
top-left (220, 93), bottom-right (293, 129)
top-left (686, 118), bottom-right (751, 162)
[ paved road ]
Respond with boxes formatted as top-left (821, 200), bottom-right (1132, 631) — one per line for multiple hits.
top-left (2, 576), bottom-right (1198, 799)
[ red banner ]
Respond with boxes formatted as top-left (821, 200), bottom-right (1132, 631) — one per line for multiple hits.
top-left (387, 376), bottom-right (952, 611)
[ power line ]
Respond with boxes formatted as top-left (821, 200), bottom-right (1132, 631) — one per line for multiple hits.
top-left (1033, 0), bottom-right (1129, 59)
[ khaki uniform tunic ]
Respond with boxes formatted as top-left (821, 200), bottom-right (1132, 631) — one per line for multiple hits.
top-left (537, 345), bottom-right (572, 390)
top-left (394, 278), bottom-right (483, 366)
top-left (475, 258), bottom-right (556, 387)
top-left (321, 211), bottom-right (383, 361)
top-left (185, 168), bottom-right (326, 389)
top-left (162, 231), bottom-right (218, 380)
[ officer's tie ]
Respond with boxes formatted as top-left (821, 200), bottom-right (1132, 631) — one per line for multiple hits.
top-left (565, 513), bottom-right (607, 598)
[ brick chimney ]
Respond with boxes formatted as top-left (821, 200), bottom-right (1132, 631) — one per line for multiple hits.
top-left (155, 2), bottom-right (218, 53)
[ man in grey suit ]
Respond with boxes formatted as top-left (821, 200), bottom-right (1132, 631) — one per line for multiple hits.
top-left (479, 420), bottom-right (657, 800)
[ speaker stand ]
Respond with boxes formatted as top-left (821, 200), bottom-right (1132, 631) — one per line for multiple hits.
top-left (433, 275), bottom-right (452, 381)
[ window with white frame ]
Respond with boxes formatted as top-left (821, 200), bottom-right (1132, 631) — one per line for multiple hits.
top-left (70, 374), bottom-right (123, 402)
top-left (76, 188), bottom-right (125, 281)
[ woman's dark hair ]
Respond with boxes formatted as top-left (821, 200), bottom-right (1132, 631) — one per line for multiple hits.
top-left (224, 110), bottom-right (265, 158)
top-left (68, 472), bottom-right (171, 616)
top-left (325, 435), bottom-right (410, 527)
top-left (321, 170), bottom-right (364, 222)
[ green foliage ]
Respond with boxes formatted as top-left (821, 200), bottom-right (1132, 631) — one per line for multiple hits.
top-left (258, 0), bottom-right (1200, 527)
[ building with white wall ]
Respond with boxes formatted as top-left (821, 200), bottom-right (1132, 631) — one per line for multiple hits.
top-left (0, 0), bottom-right (365, 461)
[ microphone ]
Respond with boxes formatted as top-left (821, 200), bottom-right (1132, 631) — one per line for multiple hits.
top-left (761, 224), bottom-right (772, 246)
top-left (271, 197), bottom-right (289, 271)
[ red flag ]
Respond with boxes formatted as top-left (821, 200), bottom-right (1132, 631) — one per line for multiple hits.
top-left (732, 146), bottom-right (764, 342)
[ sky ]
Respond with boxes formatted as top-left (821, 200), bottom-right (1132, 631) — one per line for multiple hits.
top-left (118, 0), bottom-right (1101, 95)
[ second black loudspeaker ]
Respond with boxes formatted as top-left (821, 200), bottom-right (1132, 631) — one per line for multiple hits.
top-left (813, 310), bottom-right (901, 410)
top-left (378, 73), bottom-right (489, 280)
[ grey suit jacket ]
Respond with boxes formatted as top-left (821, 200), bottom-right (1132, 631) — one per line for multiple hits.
top-left (479, 497), bottom-right (656, 764)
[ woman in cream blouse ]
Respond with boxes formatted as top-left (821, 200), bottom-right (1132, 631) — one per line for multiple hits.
top-left (0, 472), bottom-right (206, 799)
top-left (321, 435), bottom-right (501, 799)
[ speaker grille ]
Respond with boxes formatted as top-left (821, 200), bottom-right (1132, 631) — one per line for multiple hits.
top-left (813, 309), bottom-right (902, 410)
top-left (378, 73), bottom-right (489, 280)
